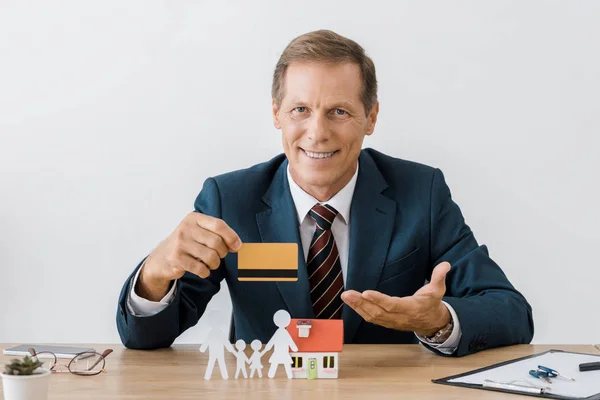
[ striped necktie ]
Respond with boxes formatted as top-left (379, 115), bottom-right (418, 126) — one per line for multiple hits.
top-left (306, 204), bottom-right (344, 319)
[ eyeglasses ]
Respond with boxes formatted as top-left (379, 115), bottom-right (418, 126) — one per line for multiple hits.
top-left (27, 347), bottom-right (113, 376)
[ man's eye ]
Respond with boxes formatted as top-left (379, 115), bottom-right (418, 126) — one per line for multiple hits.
top-left (294, 107), bottom-right (306, 113)
top-left (334, 109), bottom-right (347, 115)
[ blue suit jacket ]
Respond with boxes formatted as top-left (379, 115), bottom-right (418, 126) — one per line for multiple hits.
top-left (116, 149), bottom-right (533, 356)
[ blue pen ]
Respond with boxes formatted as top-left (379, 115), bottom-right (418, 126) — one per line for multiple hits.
top-left (529, 369), bottom-right (553, 384)
top-left (538, 365), bottom-right (575, 381)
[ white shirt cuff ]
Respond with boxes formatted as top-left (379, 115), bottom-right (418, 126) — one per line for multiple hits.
top-left (127, 263), bottom-right (177, 316)
top-left (416, 301), bottom-right (462, 355)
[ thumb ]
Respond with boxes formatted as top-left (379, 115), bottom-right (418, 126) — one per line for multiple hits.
top-left (429, 261), bottom-right (451, 293)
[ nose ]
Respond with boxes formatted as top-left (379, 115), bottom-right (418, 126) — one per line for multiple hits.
top-left (306, 112), bottom-right (330, 143)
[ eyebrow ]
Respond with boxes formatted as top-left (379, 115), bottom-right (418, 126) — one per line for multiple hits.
top-left (289, 99), bottom-right (357, 109)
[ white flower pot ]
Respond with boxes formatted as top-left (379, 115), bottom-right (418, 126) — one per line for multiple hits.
top-left (1, 369), bottom-right (50, 400)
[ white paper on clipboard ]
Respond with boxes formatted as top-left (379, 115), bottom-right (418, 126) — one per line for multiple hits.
top-left (448, 351), bottom-right (600, 399)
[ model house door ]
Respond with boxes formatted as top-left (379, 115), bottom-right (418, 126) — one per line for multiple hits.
top-left (307, 357), bottom-right (318, 379)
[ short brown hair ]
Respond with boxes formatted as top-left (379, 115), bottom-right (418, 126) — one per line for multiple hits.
top-left (271, 30), bottom-right (378, 115)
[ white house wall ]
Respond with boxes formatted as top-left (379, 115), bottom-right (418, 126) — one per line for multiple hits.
top-left (289, 352), bottom-right (339, 379)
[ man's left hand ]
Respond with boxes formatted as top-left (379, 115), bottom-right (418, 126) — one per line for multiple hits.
top-left (341, 261), bottom-right (452, 337)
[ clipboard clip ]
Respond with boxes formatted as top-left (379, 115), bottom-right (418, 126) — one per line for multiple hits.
top-left (483, 379), bottom-right (551, 395)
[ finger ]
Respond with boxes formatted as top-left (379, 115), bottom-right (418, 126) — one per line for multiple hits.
top-left (355, 299), bottom-right (396, 323)
top-left (362, 290), bottom-right (402, 313)
top-left (190, 227), bottom-right (229, 259)
top-left (353, 303), bottom-right (397, 327)
top-left (340, 290), bottom-right (363, 306)
top-left (343, 292), bottom-right (395, 325)
top-left (195, 213), bottom-right (242, 252)
top-left (178, 253), bottom-right (211, 278)
top-left (178, 236), bottom-right (222, 270)
top-left (192, 245), bottom-right (222, 271)
top-left (429, 261), bottom-right (451, 293)
top-left (345, 299), bottom-right (376, 321)
top-left (341, 291), bottom-right (372, 318)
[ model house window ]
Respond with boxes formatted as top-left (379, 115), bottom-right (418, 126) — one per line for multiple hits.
top-left (292, 356), bottom-right (303, 368)
top-left (323, 356), bottom-right (335, 368)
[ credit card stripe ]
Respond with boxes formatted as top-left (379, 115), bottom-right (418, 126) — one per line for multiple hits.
top-left (238, 277), bottom-right (297, 282)
top-left (238, 269), bottom-right (298, 278)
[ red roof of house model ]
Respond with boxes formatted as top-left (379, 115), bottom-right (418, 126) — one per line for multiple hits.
top-left (286, 319), bottom-right (343, 353)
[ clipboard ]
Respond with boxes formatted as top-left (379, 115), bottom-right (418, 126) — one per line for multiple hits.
top-left (432, 349), bottom-right (600, 400)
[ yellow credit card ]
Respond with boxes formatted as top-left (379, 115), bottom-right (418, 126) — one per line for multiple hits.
top-left (237, 243), bottom-right (298, 281)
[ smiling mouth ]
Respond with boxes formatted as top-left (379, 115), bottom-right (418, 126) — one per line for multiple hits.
top-left (301, 149), bottom-right (338, 159)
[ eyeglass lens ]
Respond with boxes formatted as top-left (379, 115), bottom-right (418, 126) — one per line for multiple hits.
top-left (69, 352), bottom-right (105, 375)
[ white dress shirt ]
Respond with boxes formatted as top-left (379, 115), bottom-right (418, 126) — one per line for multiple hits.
top-left (128, 163), bottom-right (461, 353)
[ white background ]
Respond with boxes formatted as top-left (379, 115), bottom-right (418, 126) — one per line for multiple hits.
top-left (0, 0), bottom-right (598, 345)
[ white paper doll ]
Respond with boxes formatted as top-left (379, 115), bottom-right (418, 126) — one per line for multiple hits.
top-left (233, 340), bottom-right (250, 379)
top-left (263, 310), bottom-right (298, 379)
top-left (249, 339), bottom-right (264, 378)
top-left (199, 311), bottom-right (235, 380)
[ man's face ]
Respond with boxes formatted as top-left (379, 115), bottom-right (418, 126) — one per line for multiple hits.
top-left (272, 62), bottom-right (379, 200)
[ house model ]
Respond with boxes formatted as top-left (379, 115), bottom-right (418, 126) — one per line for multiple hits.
top-left (285, 318), bottom-right (344, 379)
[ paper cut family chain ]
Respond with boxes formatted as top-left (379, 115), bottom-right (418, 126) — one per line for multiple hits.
top-left (201, 309), bottom-right (298, 380)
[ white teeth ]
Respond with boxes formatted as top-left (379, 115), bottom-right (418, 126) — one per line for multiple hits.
top-left (304, 150), bottom-right (336, 159)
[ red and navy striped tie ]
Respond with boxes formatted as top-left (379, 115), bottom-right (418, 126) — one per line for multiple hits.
top-left (306, 204), bottom-right (344, 319)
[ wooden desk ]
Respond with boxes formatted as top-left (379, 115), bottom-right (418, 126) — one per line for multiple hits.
top-left (1, 344), bottom-right (598, 399)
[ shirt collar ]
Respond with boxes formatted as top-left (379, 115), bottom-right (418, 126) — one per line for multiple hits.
top-left (286, 162), bottom-right (359, 225)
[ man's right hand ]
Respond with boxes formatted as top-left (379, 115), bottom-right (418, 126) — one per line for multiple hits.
top-left (135, 212), bottom-right (242, 301)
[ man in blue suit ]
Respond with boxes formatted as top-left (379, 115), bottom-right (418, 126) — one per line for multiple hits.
top-left (116, 30), bottom-right (533, 356)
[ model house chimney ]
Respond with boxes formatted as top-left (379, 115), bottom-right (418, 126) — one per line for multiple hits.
top-left (296, 320), bottom-right (312, 338)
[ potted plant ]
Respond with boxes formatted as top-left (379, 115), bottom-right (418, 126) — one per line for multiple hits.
top-left (1, 355), bottom-right (50, 400)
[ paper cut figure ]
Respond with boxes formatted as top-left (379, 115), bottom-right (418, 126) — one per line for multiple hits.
top-left (249, 339), bottom-right (264, 378)
top-left (199, 311), bottom-right (235, 380)
top-left (263, 309), bottom-right (298, 379)
top-left (233, 340), bottom-right (250, 379)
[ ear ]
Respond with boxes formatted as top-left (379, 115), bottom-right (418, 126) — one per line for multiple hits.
top-left (272, 99), bottom-right (281, 129)
top-left (365, 101), bottom-right (379, 136)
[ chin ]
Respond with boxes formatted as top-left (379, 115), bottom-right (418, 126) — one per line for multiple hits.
top-left (299, 172), bottom-right (337, 187)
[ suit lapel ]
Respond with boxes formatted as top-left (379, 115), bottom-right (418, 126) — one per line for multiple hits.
top-left (256, 159), bottom-right (315, 319)
top-left (343, 151), bottom-right (397, 343)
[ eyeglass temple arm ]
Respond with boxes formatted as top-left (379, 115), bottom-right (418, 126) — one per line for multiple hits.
top-left (27, 348), bottom-right (37, 357)
top-left (87, 349), bottom-right (114, 371)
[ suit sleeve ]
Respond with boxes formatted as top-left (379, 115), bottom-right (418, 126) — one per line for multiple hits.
top-left (116, 177), bottom-right (227, 349)
top-left (423, 168), bottom-right (534, 357)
